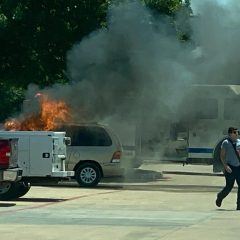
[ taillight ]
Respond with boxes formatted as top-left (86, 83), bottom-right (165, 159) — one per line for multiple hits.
top-left (111, 151), bottom-right (122, 163)
top-left (0, 140), bottom-right (11, 169)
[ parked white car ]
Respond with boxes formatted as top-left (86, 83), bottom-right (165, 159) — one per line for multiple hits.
top-left (59, 123), bottom-right (124, 187)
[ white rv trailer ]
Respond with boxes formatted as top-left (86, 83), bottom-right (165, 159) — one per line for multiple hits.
top-left (186, 85), bottom-right (240, 164)
top-left (109, 85), bottom-right (240, 165)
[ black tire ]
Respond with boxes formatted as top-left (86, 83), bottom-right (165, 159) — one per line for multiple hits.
top-left (0, 181), bottom-right (31, 201)
top-left (12, 182), bottom-right (31, 199)
top-left (75, 162), bottom-right (101, 187)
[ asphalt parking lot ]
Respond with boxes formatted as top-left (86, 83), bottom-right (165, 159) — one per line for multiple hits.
top-left (0, 162), bottom-right (240, 240)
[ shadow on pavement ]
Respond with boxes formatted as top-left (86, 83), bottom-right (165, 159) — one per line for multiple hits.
top-left (216, 208), bottom-right (237, 212)
top-left (14, 198), bottom-right (66, 203)
top-left (103, 169), bottom-right (164, 183)
top-left (117, 184), bottom-right (223, 193)
top-left (0, 203), bottom-right (16, 207)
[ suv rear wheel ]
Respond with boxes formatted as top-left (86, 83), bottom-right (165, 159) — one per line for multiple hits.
top-left (75, 162), bottom-right (101, 187)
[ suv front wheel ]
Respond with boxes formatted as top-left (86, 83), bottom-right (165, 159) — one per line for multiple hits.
top-left (75, 162), bottom-right (101, 187)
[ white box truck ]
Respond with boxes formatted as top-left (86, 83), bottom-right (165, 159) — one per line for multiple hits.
top-left (0, 131), bottom-right (74, 200)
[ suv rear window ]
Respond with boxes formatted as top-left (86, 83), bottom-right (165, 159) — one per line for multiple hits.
top-left (63, 126), bottom-right (112, 146)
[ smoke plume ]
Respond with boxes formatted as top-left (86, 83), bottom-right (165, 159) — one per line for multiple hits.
top-left (11, 0), bottom-right (240, 159)
top-left (45, 0), bottom-right (193, 124)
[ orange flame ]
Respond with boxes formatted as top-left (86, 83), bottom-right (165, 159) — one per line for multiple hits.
top-left (4, 94), bottom-right (72, 131)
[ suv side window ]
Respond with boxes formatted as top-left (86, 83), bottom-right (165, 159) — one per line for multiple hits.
top-left (66, 126), bottom-right (112, 146)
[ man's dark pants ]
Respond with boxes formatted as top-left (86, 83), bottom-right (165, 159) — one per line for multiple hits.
top-left (217, 165), bottom-right (240, 206)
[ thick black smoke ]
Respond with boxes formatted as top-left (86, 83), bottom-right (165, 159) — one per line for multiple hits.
top-left (20, 0), bottom-right (240, 158)
top-left (47, 0), bottom-right (193, 123)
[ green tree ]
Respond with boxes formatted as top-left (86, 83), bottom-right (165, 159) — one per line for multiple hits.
top-left (144, 0), bottom-right (183, 15)
top-left (0, 0), bottom-right (110, 120)
top-left (0, 82), bottom-right (24, 121)
top-left (0, 0), bottom-right (110, 88)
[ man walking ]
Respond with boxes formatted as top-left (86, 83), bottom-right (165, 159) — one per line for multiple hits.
top-left (216, 127), bottom-right (240, 210)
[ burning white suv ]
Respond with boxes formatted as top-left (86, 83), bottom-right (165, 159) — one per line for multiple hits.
top-left (59, 123), bottom-right (123, 187)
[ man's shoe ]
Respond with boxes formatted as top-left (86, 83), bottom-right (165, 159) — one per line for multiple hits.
top-left (216, 198), bottom-right (222, 207)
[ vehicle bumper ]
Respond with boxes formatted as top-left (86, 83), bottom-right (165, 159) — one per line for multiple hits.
top-left (102, 165), bottom-right (124, 177)
top-left (51, 170), bottom-right (74, 178)
top-left (0, 168), bottom-right (23, 182)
